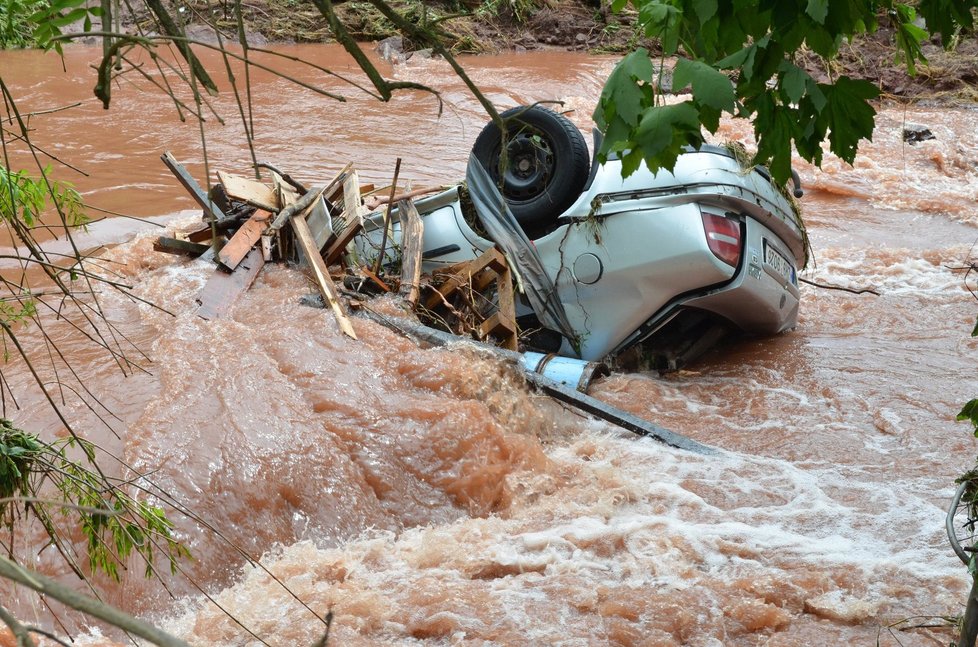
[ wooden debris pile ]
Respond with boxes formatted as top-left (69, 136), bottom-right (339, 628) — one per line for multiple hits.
top-left (155, 152), bottom-right (520, 350)
top-left (154, 153), bottom-right (717, 455)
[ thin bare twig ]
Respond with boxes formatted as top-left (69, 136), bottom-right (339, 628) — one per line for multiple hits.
top-left (799, 276), bottom-right (880, 295)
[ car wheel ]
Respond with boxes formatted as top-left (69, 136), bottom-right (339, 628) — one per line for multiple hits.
top-left (471, 105), bottom-right (590, 237)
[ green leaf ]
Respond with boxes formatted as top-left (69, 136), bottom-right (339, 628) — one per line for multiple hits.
top-left (692, 0), bottom-right (718, 24)
top-left (639, 1), bottom-right (682, 54)
top-left (917, 0), bottom-right (977, 45)
top-left (611, 0), bottom-right (629, 11)
top-left (959, 399), bottom-right (978, 435)
top-left (892, 5), bottom-right (928, 74)
top-left (716, 46), bottom-right (751, 70)
top-left (673, 57), bottom-right (736, 112)
top-left (51, 7), bottom-right (90, 27)
top-left (806, 0), bottom-right (829, 24)
top-left (779, 62), bottom-right (810, 104)
top-left (634, 102), bottom-right (702, 172)
top-left (595, 48), bottom-right (655, 129)
top-left (753, 93), bottom-right (798, 184)
top-left (820, 76), bottom-right (879, 163)
top-left (971, 315), bottom-right (978, 337)
top-left (49, 0), bottom-right (89, 10)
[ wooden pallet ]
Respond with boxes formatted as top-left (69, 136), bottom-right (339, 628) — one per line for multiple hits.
top-left (425, 247), bottom-right (517, 351)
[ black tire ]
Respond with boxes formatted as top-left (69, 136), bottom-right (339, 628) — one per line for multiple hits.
top-left (471, 105), bottom-right (590, 237)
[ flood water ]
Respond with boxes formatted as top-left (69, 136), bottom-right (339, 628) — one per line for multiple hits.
top-left (1, 43), bottom-right (977, 646)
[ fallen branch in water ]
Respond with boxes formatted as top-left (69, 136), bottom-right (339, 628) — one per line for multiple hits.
top-left (0, 556), bottom-right (191, 647)
top-left (799, 277), bottom-right (880, 296)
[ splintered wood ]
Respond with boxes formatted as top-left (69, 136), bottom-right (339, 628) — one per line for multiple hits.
top-left (397, 198), bottom-right (423, 307)
top-left (157, 152), bottom-right (360, 338)
top-left (156, 153), bottom-right (520, 355)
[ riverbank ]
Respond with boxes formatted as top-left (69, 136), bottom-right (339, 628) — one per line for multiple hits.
top-left (161, 0), bottom-right (978, 103)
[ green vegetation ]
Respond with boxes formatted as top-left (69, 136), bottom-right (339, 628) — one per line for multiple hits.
top-left (0, 0), bottom-right (102, 50)
top-left (475, 0), bottom-right (546, 23)
top-left (595, 0), bottom-right (976, 184)
top-left (1, 419), bottom-right (190, 582)
top-left (1, 164), bottom-right (87, 227)
top-left (0, 0), bottom-right (46, 48)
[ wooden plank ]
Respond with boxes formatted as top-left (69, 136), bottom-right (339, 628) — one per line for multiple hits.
top-left (292, 214), bottom-right (358, 340)
top-left (184, 226), bottom-right (213, 243)
top-left (423, 246), bottom-right (517, 350)
top-left (397, 198), bottom-right (424, 306)
top-left (323, 219), bottom-right (363, 267)
top-left (495, 263), bottom-right (517, 350)
top-left (424, 249), bottom-right (500, 310)
top-left (359, 265), bottom-right (391, 293)
top-left (196, 247), bottom-right (265, 320)
top-left (341, 170), bottom-right (365, 226)
top-left (272, 171), bottom-right (299, 208)
top-left (217, 209), bottom-right (271, 271)
top-left (153, 237), bottom-right (209, 257)
top-left (217, 171), bottom-right (280, 211)
top-left (161, 151), bottom-right (225, 222)
top-left (325, 163), bottom-right (354, 203)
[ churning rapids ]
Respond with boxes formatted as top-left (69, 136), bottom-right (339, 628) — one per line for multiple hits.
top-left (1, 43), bottom-right (977, 646)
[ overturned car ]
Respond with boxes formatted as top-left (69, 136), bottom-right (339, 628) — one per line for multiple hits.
top-left (357, 106), bottom-right (806, 370)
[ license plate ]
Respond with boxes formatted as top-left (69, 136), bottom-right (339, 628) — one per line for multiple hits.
top-left (764, 241), bottom-right (796, 285)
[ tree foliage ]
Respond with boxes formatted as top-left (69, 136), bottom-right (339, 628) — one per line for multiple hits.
top-left (595, 0), bottom-right (977, 184)
top-left (1, 419), bottom-right (190, 582)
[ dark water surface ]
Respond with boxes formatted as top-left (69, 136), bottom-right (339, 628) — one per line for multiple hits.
top-left (1, 43), bottom-right (977, 646)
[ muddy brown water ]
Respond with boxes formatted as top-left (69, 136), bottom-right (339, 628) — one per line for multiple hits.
top-left (1, 44), bottom-right (977, 646)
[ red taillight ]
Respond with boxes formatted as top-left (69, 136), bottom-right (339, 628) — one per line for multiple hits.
top-left (701, 212), bottom-right (742, 267)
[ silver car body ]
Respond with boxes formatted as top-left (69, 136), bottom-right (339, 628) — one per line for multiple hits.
top-left (357, 145), bottom-right (804, 362)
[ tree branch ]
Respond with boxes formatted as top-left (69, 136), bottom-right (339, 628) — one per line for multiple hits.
top-left (0, 556), bottom-right (190, 647)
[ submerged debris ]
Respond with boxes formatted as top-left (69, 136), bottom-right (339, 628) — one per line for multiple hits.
top-left (155, 152), bottom-right (714, 454)
top-left (903, 123), bottom-right (936, 144)
top-left (156, 152), bottom-right (518, 348)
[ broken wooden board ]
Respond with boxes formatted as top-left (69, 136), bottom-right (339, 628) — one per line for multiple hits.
top-left (341, 169), bottom-right (367, 227)
top-left (217, 209), bottom-right (271, 271)
top-left (359, 265), bottom-right (391, 293)
top-left (478, 260), bottom-right (516, 351)
top-left (196, 247), bottom-right (265, 320)
top-left (161, 151), bottom-right (225, 223)
top-left (323, 219), bottom-right (363, 267)
top-left (271, 171), bottom-right (299, 209)
top-left (292, 214), bottom-right (357, 340)
top-left (153, 237), bottom-right (209, 258)
top-left (424, 247), bottom-right (508, 309)
top-left (325, 163), bottom-right (354, 204)
top-left (217, 171), bottom-right (280, 211)
top-left (184, 226), bottom-right (213, 243)
top-left (397, 198), bottom-right (424, 307)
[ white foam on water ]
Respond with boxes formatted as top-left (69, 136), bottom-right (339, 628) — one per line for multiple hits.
top-left (137, 425), bottom-right (967, 645)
